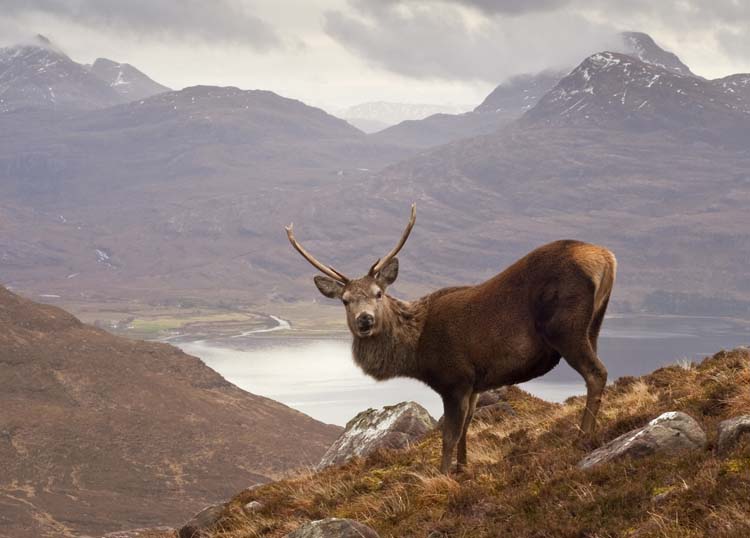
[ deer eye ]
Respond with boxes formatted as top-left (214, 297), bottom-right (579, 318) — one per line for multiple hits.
top-left (376, 291), bottom-right (383, 299)
top-left (342, 299), bottom-right (350, 306)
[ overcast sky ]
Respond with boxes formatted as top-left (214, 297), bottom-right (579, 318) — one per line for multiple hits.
top-left (1, 0), bottom-right (749, 110)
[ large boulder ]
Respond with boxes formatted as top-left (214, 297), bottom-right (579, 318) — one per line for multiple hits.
top-left (318, 402), bottom-right (436, 468)
top-left (717, 415), bottom-right (750, 454)
top-left (578, 411), bottom-right (707, 470)
top-left (178, 503), bottom-right (225, 538)
top-left (284, 518), bottom-right (379, 538)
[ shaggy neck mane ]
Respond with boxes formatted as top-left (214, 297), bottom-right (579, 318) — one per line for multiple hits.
top-left (351, 295), bottom-right (426, 381)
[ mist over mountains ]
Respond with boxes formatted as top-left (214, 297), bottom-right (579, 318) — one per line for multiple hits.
top-left (2, 32), bottom-right (750, 316)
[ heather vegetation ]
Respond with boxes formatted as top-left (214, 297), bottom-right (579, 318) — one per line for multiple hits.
top-left (208, 348), bottom-right (750, 538)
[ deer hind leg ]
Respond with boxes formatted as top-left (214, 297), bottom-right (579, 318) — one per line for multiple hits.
top-left (544, 298), bottom-right (608, 445)
top-left (588, 296), bottom-right (610, 354)
top-left (565, 342), bottom-right (607, 444)
top-left (457, 392), bottom-right (478, 469)
top-left (440, 388), bottom-right (472, 474)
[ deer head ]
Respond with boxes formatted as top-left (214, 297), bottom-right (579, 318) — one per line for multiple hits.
top-left (286, 204), bottom-right (416, 338)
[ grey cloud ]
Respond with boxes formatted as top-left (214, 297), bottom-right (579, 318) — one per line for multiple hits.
top-left (410, 0), bottom-right (572, 15)
top-left (324, 1), bottom-right (618, 83)
top-left (0, 0), bottom-right (280, 49)
top-left (326, 0), bottom-right (750, 83)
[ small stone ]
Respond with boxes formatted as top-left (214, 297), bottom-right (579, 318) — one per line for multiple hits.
top-left (474, 401), bottom-right (515, 421)
top-left (283, 518), bottom-right (380, 538)
top-left (476, 387), bottom-right (510, 409)
top-left (578, 411), bottom-right (707, 470)
top-left (243, 500), bottom-right (263, 514)
top-left (178, 503), bottom-right (225, 538)
top-left (717, 415), bottom-right (750, 454)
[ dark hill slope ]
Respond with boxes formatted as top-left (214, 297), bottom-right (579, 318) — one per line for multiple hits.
top-left (0, 285), bottom-right (341, 538)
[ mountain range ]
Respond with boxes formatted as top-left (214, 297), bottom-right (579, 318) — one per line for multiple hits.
top-left (368, 31), bottom-right (704, 149)
top-left (0, 35), bottom-right (168, 113)
top-left (2, 31), bottom-right (750, 321)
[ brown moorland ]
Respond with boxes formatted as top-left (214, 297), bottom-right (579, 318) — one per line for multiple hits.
top-left (208, 348), bottom-right (750, 538)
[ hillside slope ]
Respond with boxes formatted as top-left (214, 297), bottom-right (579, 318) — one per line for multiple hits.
top-left (207, 348), bottom-right (750, 537)
top-left (0, 286), bottom-right (341, 538)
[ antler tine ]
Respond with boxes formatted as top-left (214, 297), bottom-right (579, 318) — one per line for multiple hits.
top-left (285, 224), bottom-right (349, 282)
top-left (370, 203), bottom-right (416, 276)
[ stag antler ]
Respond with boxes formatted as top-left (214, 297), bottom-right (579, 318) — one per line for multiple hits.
top-left (369, 203), bottom-right (416, 276)
top-left (285, 223), bottom-right (349, 282)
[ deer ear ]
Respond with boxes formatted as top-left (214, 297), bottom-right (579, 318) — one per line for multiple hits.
top-left (314, 275), bottom-right (344, 299)
top-left (376, 257), bottom-right (399, 288)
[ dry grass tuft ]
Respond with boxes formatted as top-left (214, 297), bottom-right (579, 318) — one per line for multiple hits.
top-left (209, 348), bottom-right (750, 538)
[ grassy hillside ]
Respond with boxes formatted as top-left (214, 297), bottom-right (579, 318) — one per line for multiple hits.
top-left (207, 348), bottom-right (750, 537)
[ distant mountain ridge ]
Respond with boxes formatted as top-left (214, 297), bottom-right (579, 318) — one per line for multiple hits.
top-left (0, 34), bottom-right (168, 112)
top-left (2, 30), bottom-right (750, 318)
top-left (338, 101), bottom-right (471, 132)
top-left (370, 31), bottom-right (703, 148)
top-left (521, 51), bottom-right (750, 141)
top-left (89, 57), bottom-right (171, 101)
top-left (620, 31), bottom-right (695, 76)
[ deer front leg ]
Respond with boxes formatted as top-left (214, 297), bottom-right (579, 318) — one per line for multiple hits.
top-left (440, 389), bottom-right (471, 474)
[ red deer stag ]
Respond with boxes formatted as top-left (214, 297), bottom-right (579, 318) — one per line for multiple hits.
top-left (286, 204), bottom-right (616, 473)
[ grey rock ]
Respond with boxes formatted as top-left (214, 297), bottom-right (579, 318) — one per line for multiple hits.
top-left (243, 500), bottom-right (263, 514)
top-left (578, 411), bottom-right (707, 470)
top-left (717, 415), bottom-right (750, 454)
top-left (474, 401), bottom-right (515, 421)
top-left (475, 387), bottom-right (510, 409)
top-left (318, 402), bottom-right (436, 469)
top-left (178, 503), bottom-right (225, 538)
top-left (284, 518), bottom-right (379, 538)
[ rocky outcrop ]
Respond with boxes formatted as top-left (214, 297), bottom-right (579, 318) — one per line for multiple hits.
top-left (474, 388), bottom-right (516, 420)
top-left (717, 415), bottom-right (750, 454)
top-left (318, 402), bottom-right (436, 468)
top-left (284, 518), bottom-right (380, 538)
top-left (178, 504), bottom-right (225, 538)
top-left (578, 411), bottom-right (707, 470)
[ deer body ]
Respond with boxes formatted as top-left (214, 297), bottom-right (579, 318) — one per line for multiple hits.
top-left (287, 207), bottom-right (616, 473)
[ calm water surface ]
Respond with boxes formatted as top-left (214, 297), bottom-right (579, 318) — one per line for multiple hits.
top-left (176, 315), bottom-right (748, 426)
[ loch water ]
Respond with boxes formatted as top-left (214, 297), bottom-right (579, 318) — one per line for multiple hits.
top-left (176, 315), bottom-right (749, 426)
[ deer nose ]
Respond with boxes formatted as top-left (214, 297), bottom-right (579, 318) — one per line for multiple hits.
top-left (356, 313), bottom-right (374, 330)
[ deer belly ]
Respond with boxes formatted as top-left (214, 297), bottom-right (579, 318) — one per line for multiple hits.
top-left (476, 348), bottom-right (562, 391)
